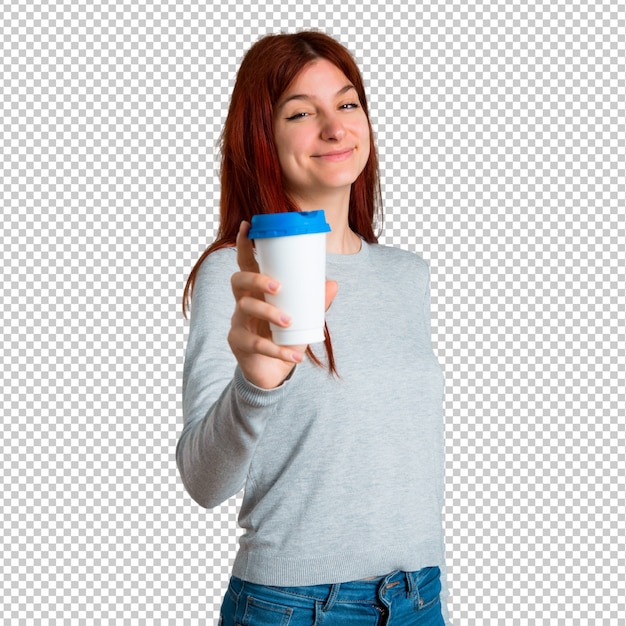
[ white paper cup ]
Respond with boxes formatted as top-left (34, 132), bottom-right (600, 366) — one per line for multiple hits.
top-left (248, 211), bottom-right (331, 345)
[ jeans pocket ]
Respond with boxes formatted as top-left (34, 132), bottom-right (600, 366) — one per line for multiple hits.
top-left (416, 567), bottom-right (442, 612)
top-left (241, 595), bottom-right (293, 626)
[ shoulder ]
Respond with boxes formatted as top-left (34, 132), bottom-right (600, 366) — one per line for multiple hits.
top-left (198, 246), bottom-right (237, 273)
top-left (195, 246), bottom-right (239, 281)
top-left (189, 246), bottom-right (238, 311)
top-left (367, 242), bottom-right (430, 278)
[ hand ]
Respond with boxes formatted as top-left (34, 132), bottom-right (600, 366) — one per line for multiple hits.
top-left (228, 221), bottom-right (338, 389)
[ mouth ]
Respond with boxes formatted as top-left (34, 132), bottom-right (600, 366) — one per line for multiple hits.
top-left (313, 148), bottom-right (355, 162)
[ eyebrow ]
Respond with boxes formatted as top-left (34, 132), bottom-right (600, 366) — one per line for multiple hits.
top-left (277, 84), bottom-right (357, 111)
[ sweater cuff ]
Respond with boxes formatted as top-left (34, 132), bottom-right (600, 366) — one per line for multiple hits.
top-left (233, 365), bottom-right (293, 408)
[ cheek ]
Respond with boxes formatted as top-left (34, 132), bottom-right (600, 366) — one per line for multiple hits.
top-left (359, 134), bottom-right (371, 168)
top-left (273, 131), bottom-right (286, 162)
top-left (273, 126), bottom-right (294, 161)
top-left (357, 120), bottom-right (371, 159)
top-left (274, 131), bottom-right (306, 167)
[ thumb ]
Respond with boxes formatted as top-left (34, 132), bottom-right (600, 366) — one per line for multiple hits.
top-left (236, 221), bottom-right (259, 273)
top-left (325, 280), bottom-right (338, 311)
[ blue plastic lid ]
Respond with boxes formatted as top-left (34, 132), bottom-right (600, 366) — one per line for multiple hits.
top-left (248, 210), bottom-right (331, 239)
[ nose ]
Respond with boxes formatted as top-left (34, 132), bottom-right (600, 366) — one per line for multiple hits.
top-left (320, 113), bottom-right (346, 141)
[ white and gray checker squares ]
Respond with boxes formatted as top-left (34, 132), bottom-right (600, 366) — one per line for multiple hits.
top-left (1, 0), bottom-right (625, 623)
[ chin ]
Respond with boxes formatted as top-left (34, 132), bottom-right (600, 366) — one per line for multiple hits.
top-left (321, 168), bottom-right (364, 188)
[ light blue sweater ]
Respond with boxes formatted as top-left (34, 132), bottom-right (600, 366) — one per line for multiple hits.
top-left (177, 241), bottom-right (450, 622)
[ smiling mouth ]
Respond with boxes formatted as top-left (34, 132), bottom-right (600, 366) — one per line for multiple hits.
top-left (313, 148), bottom-right (355, 162)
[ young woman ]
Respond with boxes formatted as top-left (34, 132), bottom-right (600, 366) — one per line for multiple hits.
top-left (177, 31), bottom-right (451, 625)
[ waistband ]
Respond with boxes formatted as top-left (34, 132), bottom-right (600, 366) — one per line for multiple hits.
top-left (231, 567), bottom-right (440, 606)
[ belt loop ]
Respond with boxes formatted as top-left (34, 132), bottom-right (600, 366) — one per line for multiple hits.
top-left (405, 571), bottom-right (416, 598)
top-left (322, 583), bottom-right (341, 612)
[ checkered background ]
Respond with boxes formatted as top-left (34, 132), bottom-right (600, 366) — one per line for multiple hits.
top-left (1, 0), bottom-right (625, 623)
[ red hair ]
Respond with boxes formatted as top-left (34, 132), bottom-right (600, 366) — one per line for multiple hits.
top-left (183, 31), bottom-right (383, 372)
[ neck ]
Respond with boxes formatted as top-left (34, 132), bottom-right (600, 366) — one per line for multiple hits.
top-left (292, 187), bottom-right (361, 255)
top-left (325, 214), bottom-right (362, 254)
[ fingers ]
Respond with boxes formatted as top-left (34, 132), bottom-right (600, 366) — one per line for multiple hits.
top-left (228, 325), bottom-right (303, 364)
top-left (230, 269), bottom-right (299, 364)
top-left (231, 269), bottom-right (280, 301)
top-left (236, 221), bottom-right (259, 273)
top-left (230, 223), bottom-right (338, 374)
top-left (232, 294), bottom-right (291, 331)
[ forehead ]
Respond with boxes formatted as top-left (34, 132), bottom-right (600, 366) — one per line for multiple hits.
top-left (283, 59), bottom-right (353, 95)
top-left (275, 60), bottom-right (357, 115)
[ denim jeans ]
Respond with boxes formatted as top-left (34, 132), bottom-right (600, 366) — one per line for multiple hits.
top-left (218, 567), bottom-right (444, 625)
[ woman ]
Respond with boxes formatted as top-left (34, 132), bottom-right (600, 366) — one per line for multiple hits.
top-left (177, 31), bottom-right (451, 625)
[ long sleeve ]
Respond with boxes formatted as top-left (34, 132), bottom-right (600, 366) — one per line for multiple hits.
top-left (176, 248), bottom-right (290, 509)
top-left (177, 241), bottom-right (450, 623)
top-left (422, 262), bottom-right (452, 625)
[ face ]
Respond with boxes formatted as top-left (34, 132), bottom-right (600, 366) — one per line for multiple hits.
top-left (273, 59), bottom-right (371, 208)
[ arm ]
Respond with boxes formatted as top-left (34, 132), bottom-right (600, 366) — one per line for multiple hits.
top-left (177, 222), bottom-right (337, 509)
top-left (176, 248), bottom-right (290, 508)
top-left (422, 261), bottom-right (452, 624)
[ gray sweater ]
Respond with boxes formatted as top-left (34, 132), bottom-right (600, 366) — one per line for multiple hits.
top-left (177, 241), bottom-right (450, 622)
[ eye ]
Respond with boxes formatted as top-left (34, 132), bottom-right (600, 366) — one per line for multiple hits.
top-left (340, 102), bottom-right (360, 111)
top-left (285, 112), bottom-right (310, 121)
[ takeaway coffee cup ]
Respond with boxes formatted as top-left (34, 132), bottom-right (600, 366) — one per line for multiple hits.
top-left (248, 210), bottom-right (331, 345)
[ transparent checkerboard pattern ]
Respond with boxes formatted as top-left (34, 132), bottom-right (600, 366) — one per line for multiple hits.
top-left (1, 0), bottom-right (624, 623)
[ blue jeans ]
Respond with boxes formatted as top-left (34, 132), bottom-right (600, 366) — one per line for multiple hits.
top-left (218, 567), bottom-right (444, 625)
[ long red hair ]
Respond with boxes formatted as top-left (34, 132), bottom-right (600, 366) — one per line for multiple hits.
top-left (183, 31), bottom-right (383, 372)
